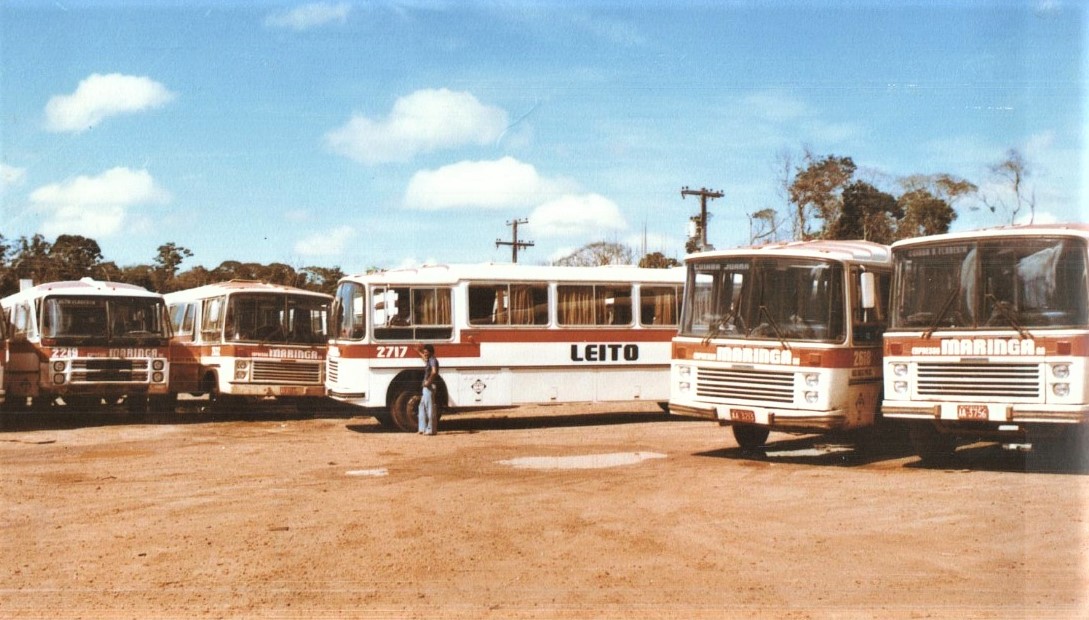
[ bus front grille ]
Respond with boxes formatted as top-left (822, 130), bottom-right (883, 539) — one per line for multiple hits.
top-left (251, 360), bottom-right (322, 384)
top-left (916, 362), bottom-right (1041, 399)
top-left (71, 359), bottom-right (148, 383)
top-left (696, 367), bottom-right (794, 404)
top-left (326, 359), bottom-right (339, 384)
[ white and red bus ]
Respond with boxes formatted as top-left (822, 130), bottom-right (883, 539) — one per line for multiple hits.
top-left (164, 280), bottom-right (332, 411)
top-left (326, 263), bottom-right (684, 431)
top-left (1, 278), bottom-right (171, 413)
top-left (882, 224), bottom-right (1089, 463)
top-left (669, 240), bottom-right (892, 450)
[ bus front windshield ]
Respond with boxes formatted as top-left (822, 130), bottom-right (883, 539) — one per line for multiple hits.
top-left (891, 237), bottom-right (1089, 331)
top-left (41, 296), bottom-right (169, 345)
top-left (680, 257), bottom-right (845, 343)
top-left (225, 294), bottom-right (330, 344)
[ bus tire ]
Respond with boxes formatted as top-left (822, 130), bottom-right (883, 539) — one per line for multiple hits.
top-left (391, 388), bottom-right (420, 433)
top-left (732, 424), bottom-right (770, 451)
top-left (909, 424), bottom-right (957, 466)
top-left (372, 411), bottom-right (397, 428)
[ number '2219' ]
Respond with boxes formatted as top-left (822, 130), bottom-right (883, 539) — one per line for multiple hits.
top-left (376, 346), bottom-right (409, 358)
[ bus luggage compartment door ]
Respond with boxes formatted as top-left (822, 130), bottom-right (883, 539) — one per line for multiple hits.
top-left (456, 369), bottom-right (513, 407)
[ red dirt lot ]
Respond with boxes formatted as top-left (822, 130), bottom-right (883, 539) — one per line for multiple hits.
top-left (1, 401), bottom-right (1087, 619)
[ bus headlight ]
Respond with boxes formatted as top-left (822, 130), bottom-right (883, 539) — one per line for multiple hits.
top-left (892, 363), bottom-right (908, 377)
top-left (1053, 383), bottom-right (1070, 397)
top-left (805, 391), bottom-right (819, 404)
top-left (234, 360), bottom-right (250, 381)
top-left (804, 373), bottom-right (820, 388)
top-left (52, 360), bottom-right (67, 372)
top-left (153, 372), bottom-right (165, 383)
top-left (1052, 363), bottom-right (1070, 379)
top-left (678, 381), bottom-right (691, 393)
top-left (894, 380), bottom-right (908, 395)
top-left (677, 365), bottom-right (692, 379)
top-left (52, 374), bottom-right (66, 385)
top-left (152, 359), bottom-right (165, 371)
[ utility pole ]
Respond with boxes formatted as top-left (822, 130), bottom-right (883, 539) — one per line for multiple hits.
top-left (496, 218), bottom-right (534, 263)
top-left (680, 186), bottom-right (723, 251)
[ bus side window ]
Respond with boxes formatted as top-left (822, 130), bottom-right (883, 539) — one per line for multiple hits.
top-left (641, 286), bottom-right (679, 326)
top-left (201, 297), bottom-right (225, 342)
top-left (468, 284), bottom-right (503, 325)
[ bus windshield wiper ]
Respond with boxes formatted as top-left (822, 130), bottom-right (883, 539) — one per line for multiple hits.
top-left (702, 308), bottom-right (741, 345)
top-left (984, 293), bottom-right (1033, 339)
top-left (922, 287), bottom-right (962, 340)
top-left (754, 305), bottom-right (792, 351)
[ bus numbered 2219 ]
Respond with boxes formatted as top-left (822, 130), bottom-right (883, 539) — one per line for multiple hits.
top-left (1, 278), bottom-right (172, 415)
top-left (326, 263), bottom-right (684, 431)
top-left (669, 240), bottom-right (892, 451)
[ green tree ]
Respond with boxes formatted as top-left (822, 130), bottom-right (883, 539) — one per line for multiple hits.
top-left (828, 181), bottom-right (901, 243)
top-left (982, 148), bottom-right (1034, 224)
top-left (788, 153), bottom-right (856, 239)
top-left (301, 266), bottom-right (346, 294)
top-left (11, 234), bottom-right (55, 284)
top-left (153, 242), bottom-right (194, 292)
top-left (553, 241), bottom-right (634, 266)
top-left (50, 234), bottom-right (104, 280)
top-left (638, 252), bottom-right (680, 268)
top-left (896, 189), bottom-right (957, 239)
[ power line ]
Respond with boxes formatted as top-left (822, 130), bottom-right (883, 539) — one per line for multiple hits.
top-left (681, 186), bottom-right (723, 251)
top-left (496, 218), bottom-right (534, 263)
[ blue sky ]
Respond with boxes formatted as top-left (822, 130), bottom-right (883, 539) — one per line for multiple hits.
top-left (1, 0), bottom-right (1085, 275)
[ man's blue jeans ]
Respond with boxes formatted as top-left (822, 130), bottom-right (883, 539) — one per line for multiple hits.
top-left (418, 386), bottom-right (436, 435)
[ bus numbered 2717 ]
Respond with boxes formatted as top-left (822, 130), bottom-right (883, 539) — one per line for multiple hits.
top-left (165, 280), bottom-right (332, 412)
top-left (326, 263), bottom-right (685, 431)
top-left (882, 224), bottom-right (1089, 464)
top-left (669, 240), bottom-right (892, 450)
top-left (1, 278), bottom-right (171, 414)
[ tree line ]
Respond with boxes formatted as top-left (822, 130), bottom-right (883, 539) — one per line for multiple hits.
top-left (0, 234), bottom-right (344, 298)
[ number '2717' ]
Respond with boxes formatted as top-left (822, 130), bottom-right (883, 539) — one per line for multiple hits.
top-left (376, 346), bottom-right (409, 358)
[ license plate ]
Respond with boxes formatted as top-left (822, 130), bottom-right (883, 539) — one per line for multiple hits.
top-left (957, 404), bottom-right (989, 420)
top-left (730, 408), bottom-right (756, 423)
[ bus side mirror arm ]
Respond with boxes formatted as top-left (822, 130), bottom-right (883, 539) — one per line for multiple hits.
top-left (860, 272), bottom-right (876, 310)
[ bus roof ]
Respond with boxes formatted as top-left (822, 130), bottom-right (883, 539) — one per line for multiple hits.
top-left (340, 263), bottom-right (686, 287)
top-left (890, 223), bottom-right (1089, 250)
top-left (163, 279), bottom-right (333, 303)
top-left (686, 239), bottom-right (891, 267)
top-left (1, 278), bottom-right (162, 305)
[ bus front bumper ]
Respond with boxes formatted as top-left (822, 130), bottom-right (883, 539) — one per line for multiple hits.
top-left (669, 399), bottom-right (861, 432)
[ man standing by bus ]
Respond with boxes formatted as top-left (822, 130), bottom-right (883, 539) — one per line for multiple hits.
top-left (417, 344), bottom-right (440, 435)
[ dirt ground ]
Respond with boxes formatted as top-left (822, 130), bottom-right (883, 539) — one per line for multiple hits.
top-left (1, 400), bottom-right (1087, 619)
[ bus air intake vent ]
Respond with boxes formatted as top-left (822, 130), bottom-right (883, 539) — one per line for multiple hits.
top-left (916, 362), bottom-right (1041, 399)
top-left (696, 367), bottom-right (794, 404)
top-left (251, 360), bottom-right (322, 384)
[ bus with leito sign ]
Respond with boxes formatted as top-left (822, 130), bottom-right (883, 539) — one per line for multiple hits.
top-left (326, 263), bottom-right (684, 431)
top-left (164, 280), bottom-right (332, 412)
top-left (668, 240), bottom-right (892, 450)
top-left (1, 278), bottom-right (171, 414)
top-left (882, 224), bottom-right (1089, 464)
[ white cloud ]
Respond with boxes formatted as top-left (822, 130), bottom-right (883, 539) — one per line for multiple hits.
top-left (1, 163), bottom-right (27, 190)
top-left (528, 194), bottom-right (628, 238)
top-left (404, 157), bottom-right (575, 210)
top-left (326, 89), bottom-right (509, 165)
top-left (30, 167), bottom-right (171, 237)
top-left (294, 225), bottom-right (357, 257)
top-left (44, 73), bottom-right (175, 133)
top-left (265, 2), bottom-right (351, 30)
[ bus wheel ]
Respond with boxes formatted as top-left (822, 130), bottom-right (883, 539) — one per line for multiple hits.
top-left (909, 424), bottom-right (957, 466)
top-left (732, 425), bottom-right (770, 451)
top-left (372, 411), bottom-right (397, 429)
top-left (391, 389), bottom-right (421, 433)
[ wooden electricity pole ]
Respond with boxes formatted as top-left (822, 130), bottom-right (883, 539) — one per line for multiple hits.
top-left (681, 186), bottom-right (723, 251)
top-left (496, 218), bottom-right (534, 263)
